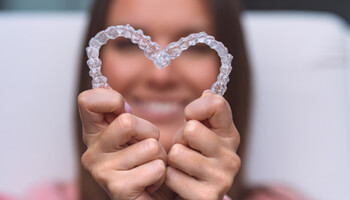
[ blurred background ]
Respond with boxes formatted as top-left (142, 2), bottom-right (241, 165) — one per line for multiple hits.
top-left (0, 0), bottom-right (349, 23)
top-left (0, 0), bottom-right (349, 200)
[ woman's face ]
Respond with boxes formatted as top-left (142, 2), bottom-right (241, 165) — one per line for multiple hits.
top-left (102, 0), bottom-right (219, 151)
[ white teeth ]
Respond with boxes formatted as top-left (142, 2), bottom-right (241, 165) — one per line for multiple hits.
top-left (145, 102), bottom-right (180, 114)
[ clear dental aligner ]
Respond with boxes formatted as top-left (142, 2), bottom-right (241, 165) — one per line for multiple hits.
top-left (86, 24), bottom-right (233, 96)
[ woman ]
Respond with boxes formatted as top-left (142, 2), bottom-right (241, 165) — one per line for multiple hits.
top-left (0, 0), bottom-right (309, 200)
top-left (0, 0), bottom-right (307, 200)
top-left (77, 0), bottom-right (249, 199)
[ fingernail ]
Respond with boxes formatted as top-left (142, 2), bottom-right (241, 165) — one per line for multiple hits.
top-left (201, 89), bottom-right (212, 97)
top-left (124, 101), bottom-right (133, 114)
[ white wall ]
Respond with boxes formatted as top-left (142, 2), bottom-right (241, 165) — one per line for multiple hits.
top-left (0, 12), bottom-right (86, 195)
top-left (242, 12), bottom-right (350, 200)
top-left (0, 11), bottom-right (349, 200)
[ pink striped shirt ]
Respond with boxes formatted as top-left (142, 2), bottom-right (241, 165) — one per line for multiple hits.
top-left (0, 182), bottom-right (307, 200)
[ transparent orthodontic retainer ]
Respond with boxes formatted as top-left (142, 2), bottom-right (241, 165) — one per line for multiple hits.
top-left (86, 24), bottom-right (233, 96)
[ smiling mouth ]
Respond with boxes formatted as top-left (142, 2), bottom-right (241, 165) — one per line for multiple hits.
top-left (131, 97), bottom-right (187, 122)
top-left (146, 101), bottom-right (182, 114)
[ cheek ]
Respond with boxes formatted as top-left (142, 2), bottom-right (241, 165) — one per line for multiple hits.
top-left (101, 49), bottom-right (145, 93)
top-left (101, 47), bottom-right (219, 95)
top-left (177, 56), bottom-right (219, 92)
top-left (197, 59), bottom-right (219, 89)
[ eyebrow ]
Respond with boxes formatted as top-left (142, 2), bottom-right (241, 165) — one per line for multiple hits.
top-left (129, 25), bottom-right (151, 35)
top-left (131, 24), bottom-right (214, 40)
top-left (177, 27), bottom-right (212, 36)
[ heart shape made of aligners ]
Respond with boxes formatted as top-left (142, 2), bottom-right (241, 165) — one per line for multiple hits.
top-left (86, 24), bottom-right (233, 95)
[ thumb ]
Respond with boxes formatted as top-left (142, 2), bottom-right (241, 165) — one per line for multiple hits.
top-left (78, 88), bottom-right (125, 146)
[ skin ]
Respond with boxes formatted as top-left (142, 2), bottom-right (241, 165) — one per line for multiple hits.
top-left (78, 0), bottom-right (241, 199)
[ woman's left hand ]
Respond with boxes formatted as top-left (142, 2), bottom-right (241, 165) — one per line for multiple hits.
top-left (165, 91), bottom-right (241, 200)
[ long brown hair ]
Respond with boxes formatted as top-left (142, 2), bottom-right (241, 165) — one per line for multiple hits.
top-left (75, 0), bottom-right (251, 199)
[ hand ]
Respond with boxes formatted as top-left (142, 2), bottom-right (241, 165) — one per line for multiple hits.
top-left (166, 91), bottom-right (241, 200)
top-left (78, 88), bottom-right (169, 200)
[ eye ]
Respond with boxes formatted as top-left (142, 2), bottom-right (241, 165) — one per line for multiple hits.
top-left (111, 38), bottom-right (139, 51)
top-left (186, 44), bottom-right (213, 55)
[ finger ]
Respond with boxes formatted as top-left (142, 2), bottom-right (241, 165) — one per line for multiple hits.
top-left (168, 143), bottom-right (212, 181)
top-left (166, 166), bottom-right (204, 200)
top-left (104, 113), bottom-right (118, 124)
top-left (78, 88), bottom-right (125, 146)
top-left (135, 192), bottom-right (152, 200)
top-left (167, 165), bottom-right (234, 200)
top-left (174, 120), bottom-right (234, 156)
top-left (184, 91), bottom-right (236, 137)
top-left (112, 138), bottom-right (167, 170)
top-left (101, 160), bottom-right (164, 200)
top-left (145, 170), bottom-right (166, 194)
top-left (98, 113), bottom-right (160, 151)
top-left (128, 159), bottom-right (166, 194)
top-left (104, 102), bottom-right (133, 124)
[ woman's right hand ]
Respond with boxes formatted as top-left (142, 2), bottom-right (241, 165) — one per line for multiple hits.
top-left (78, 88), bottom-right (168, 200)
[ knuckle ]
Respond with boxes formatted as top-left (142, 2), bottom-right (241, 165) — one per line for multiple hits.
top-left (77, 90), bottom-right (91, 107)
top-left (144, 138), bottom-right (160, 155)
top-left (168, 143), bottom-right (183, 164)
top-left (196, 190), bottom-right (215, 200)
top-left (81, 151), bottom-right (92, 170)
top-left (107, 180), bottom-right (124, 199)
top-left (153, 159), bottom-right (166, 175)
top-left (196, 193), bottom-right (207, 200)
top-left (223, 150), bottom-right (241, 171)
top-left (214, 171), bottom-right (233, 194)
top-left (183, 103), bottom-right (192, 117)
top-left (183, 120), bottom-right (200, 138)
top-left (117, 113), bottom-right (135, 130)
top-left (211, 95), bottom-right (228, 111)
top-left (233, 154), bottom-right (242, 170)
top-left (112, 92), bottom-right (124, 106)
top-left (81, 146), bottom-right (99, 171)
top-left (110, 96), bottom-right (125, 114)
top-left (77, 90), bottom-right (89, 103)
top-left (90, 164), bottom-right (109, 184)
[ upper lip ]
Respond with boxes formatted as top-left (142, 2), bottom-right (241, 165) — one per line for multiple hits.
top-left (131, 95), bottom-right (190, 105)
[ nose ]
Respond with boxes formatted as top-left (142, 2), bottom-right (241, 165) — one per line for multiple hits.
top-left (145, 58), bottom-right (178, 91)
top-left (143, 35), bottom-right (180, 90)
top-left (144, 49), bottom-right (179, 91)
